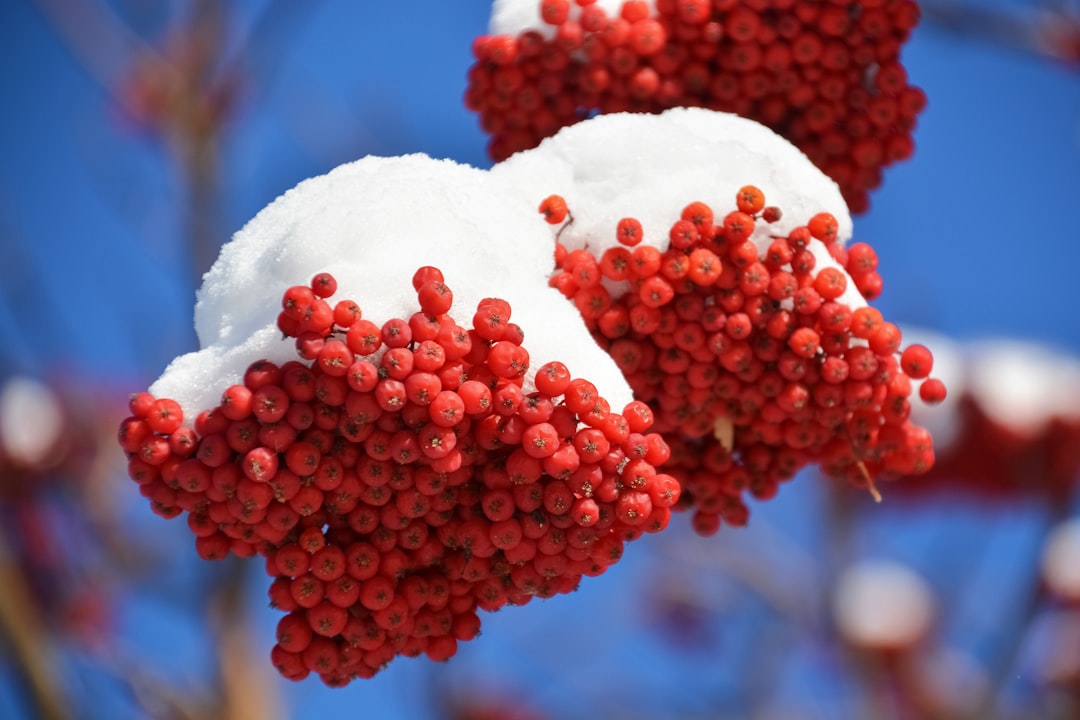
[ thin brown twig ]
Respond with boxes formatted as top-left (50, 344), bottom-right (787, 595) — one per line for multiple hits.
top-left (209, 558), bottom-right (283, 720)
top-left (0, 530), bottom-right (69, 720)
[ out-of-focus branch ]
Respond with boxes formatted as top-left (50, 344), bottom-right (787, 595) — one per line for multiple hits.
top-left (36, 0), bottom-right (321, 290)
top-left (33, 0), bottom-right (155, 105)
top-left (0, 531), bottom-right (68, 720)
top-left (210, 559), bottom-right (283, 720)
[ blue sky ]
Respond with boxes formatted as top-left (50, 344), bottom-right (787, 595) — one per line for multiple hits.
top-left (1, 2), bottom-right (1079, 718)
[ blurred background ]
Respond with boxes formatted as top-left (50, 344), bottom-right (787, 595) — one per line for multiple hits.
top-left (1, 1), bottom-right (1079, 718)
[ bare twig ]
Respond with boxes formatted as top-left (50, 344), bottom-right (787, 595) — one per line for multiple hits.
top-left (0, 530), bottom-right (69, 720)
top-left (209, 559), bottom-right (283, 720)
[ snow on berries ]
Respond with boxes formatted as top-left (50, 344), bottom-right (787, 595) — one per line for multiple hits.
top-left (115, 153), bottom-right (681, 686)
top-left (155, 153), bottom-right (631, 420)
top-left (491, 109), bottom-right (944, 532)
top-left (544, 186), bottom-right (941, 531)
top-left (469, 0), bottom-right (926, 213)
top-left (114, 100), bottom-right (950, 683)
top-left (120, 270), bottom-right (676, 685)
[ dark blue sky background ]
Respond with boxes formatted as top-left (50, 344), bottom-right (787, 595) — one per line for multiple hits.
top-left (1, 2), bottom-right (1078, 718)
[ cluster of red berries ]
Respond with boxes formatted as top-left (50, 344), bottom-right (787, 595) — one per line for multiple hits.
top-left (467, 0), bottom-right (925, 213)
top-left (117, 268), bottom-right (676, 685)
top-left (905, 390), bottom-right (1080, 504)
top-left (541, 186), bottom-right (944, 534)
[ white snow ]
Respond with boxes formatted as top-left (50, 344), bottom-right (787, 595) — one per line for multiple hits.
top-left (965, 340), bottom-right (1080, 434)
top-left (0, 375), bottom-right (64, 468)
top-left (833, 560), bottom-right (935, 650)
top-left (494, 108), bottom-right (853, 253)
top-left (150, 109), bottom-right (855, 427)
top-left (493, 107), bottom-right (859, 307)
top-left (151, 154), bottom-right (632, 423)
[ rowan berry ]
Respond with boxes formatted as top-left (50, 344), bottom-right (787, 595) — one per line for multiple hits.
top-left (281, 364), bottom-right (316, 403)
top-left (540, 0), bottom-right (570, 26)
top-left (405, 268), bottom-right (441, 295)
top-left (630, 245), bottom-right (662, 278)
top-left (346, 320), bottom-right (382, 356)
top-left (788, 327), bottom-right (821, 359)
top-left (195, 533), bottom-right (232, 561)
top-left (687, 247), bottom-right (722, 285)
top-left (516, 422), bottom-right (556, 459)
top-left (491, 341), bottom-right (532, 379)
top-left (282, 285), bottom-right (315, 317)
top-left (327, 301), bottom-right (360, 331)
top-left (638, 276), bottom-right (675, 307)
top-left (919, 377), bottom-right (947, 405)
top-left (900, 344), bottom-right (934, 380)
top-left (314, 377), bottom-right (347, 410)
top-left (813, 267), bottom-right (848, 300)
top-left (608, 216), bottom-right (644, 249)
top-left (219, 385), bottom-right (252, 421)
top-left (538, 194), bottom-right (569, 225)
top-left (310, 272), bottom-right (337, 299)
top-left (128, 391), bottom-right (157, 418)
top-left (427, 391), bottom-right (465, 428)
top-left (473, 298), bottom-right (512, 341)
top-left (314, 340), bottom-right (351, 377)
top-left (736, 185), bottom-right (766, 215)
top-left (376, 347), bottom-right (411, 381)
top-left (807, 212), bottom-right (839, 243)
top-left (298, 300), bottom-right (334, 335)
top-left (452, 380), bottom-right (489, 417)
top-left (668, 219), bottom-right (698, 250)
top-left (723, 212), bottom-right (756, 243)
top-left (418, 281), bottom-right (453, 316)
top-left (615, 491), bottom-right (653, 525)
top-left (761, 206), bottom-right (782, 223)
top-left (373, 378), bottom-right (409, 414)
top-left (787, 226), bottom-right (812, 251)
top-left (295, 332), bottom-right (326, 361)
top-left (147, 397), bottom-right (184, 434)
top-left (868, 321), bottom-right (902, 357)
top-left (277, 312), bottom-right (301, 338)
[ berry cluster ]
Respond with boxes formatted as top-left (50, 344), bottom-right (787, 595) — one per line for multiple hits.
top-left (901, 341), bottom-right (1080, 505)
top-left (467, 0), bottom-right (925, 213)
top-left (542, 186), bottom-right (943, 534)
top-left (117, 269), bottom-right (676, 685)
top-left (911, 393), bottom-right (1080, 503)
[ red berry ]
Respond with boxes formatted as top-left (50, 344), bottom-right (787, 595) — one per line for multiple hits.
top-left (813, 267), bottom-right (848, 301)
top-left (807, 212), bottom-right (839, 243)
top-left (147, 397), bottom-right (184, 434)
top-left (788, 327), bottom-right (821, 358)
top-left (310, 272), bottom-right (337, 298)
top-left (411, 266), bottom-right (444, 292)
top-left (539, 194), bottom-right (569, 224)
top-left (128, 392), bottom-right (155, 418)
top-left (418, 280), bottom-right (453, 316)
top-left (616, 216), bottom-right (644, 247)
top-left (736, 185), bottom-right (766, 215)
top-left (522, 422), bottom-right (560, 458)
top-left (919, 377), bottom-right (947, 405)
top-left (868, 322), bottom-right (902, 357)
top-left (534, 361), bottom-right (572, 397)
top-left (333, 300), bottom-right (361, 328)
top-left (900, 344), bottom-right (934, 379)
top-left (346, 319), bottom-right (382, 356)
top-left (629, 19), bottom-right (666, 55)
